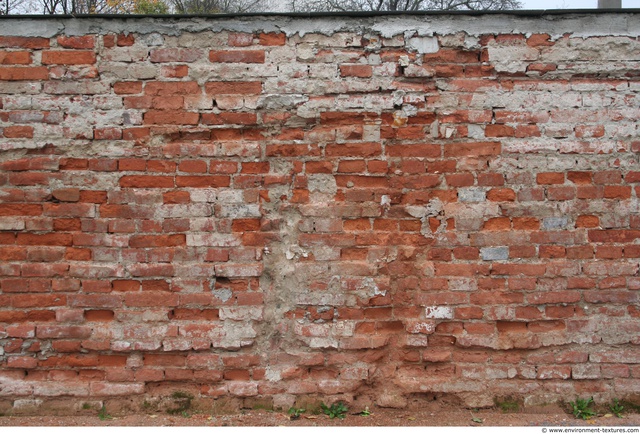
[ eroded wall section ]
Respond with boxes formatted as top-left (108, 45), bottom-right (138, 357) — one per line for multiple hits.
top-left (0, 13), bottom-right (640, 412)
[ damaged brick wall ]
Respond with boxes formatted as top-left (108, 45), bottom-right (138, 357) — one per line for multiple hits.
top-left (0, 12), bottom-right (639, 413)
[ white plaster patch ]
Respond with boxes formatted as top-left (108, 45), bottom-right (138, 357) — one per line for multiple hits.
top-left (425, 306), bottom-right (454, 319)
top-left (265, 367), bottom-right (282, 382)
top-left (212, 288), bottom-right (232, 302)
top-left (407, 321), bottom-right (436, 334)
top-left (407, 36), bottom-right (439, 54)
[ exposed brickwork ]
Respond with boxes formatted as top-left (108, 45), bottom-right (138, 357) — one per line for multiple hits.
top-left (0, 14), bottom-right (640, 412)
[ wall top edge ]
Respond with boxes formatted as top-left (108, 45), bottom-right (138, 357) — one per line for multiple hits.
top-left (1, 9), bottom-right (640, 18)
top-left (0, 12), bottom-right (639, 39)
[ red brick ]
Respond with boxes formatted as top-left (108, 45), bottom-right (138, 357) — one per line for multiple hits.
top-left (604, 186), bottom-right (632, 199)
top-left (259, 32), bottom-right (286, 46)
top-left (7, 356), bottom-right (38, 369)
top-left (539, 245), bottom-right (566, 259)
top-left (423, 48), bottom-right (480, 63)
top-left (124, 292), bottom-right (178, 307)
top-left (141, 280), bottom-right (170, 291)
top-left (205, 81), bottom-right (262, 95)
top-left (144, 81), bottom-right (199, 95)
top-left (94, 127), bottom-right (122, 140)
top-left (0, 36), bottom-right (49, 49)
top-left (161, 191), bottom-right (189, 204)
top-left (593, 170), bottom-right (621, 184)
top-left (113, 81), bottom-right (142, 94)
top-left (178, 160), bottom-right (208, 173)
top-left (0, 204), bottom-right (42, 216)
top-left (117, 34), bottom-right (135, 46)
top-left (111, 280), bottom-right (139, 292)
top-left (143, 110), bottom-right (199, 125)
top-left (527, 33), bottom-right (554, 47)
top-left (487, 188), bottom-right (516, 202)
top-left (129, 235), bottom-right (186, 248)
top-left (446, 173), bottom-right (474, 187)
top-left (479, 217), bottom-right (509, 231)
top-left (485, 124), bottom-right (514, 137)
top-left (547, 186), bottom-right (575, 201)
top-left (84, 310), bottom-right (114, 321)
top-left (41, 51), bottom-right (96, 65)
top-left (57, 35), bottom-right (95, 49)
top-left (147, 160), bottom-right (175, 172)
top-left (537, 172), bottom-right (564, 184)
top-left (326, 142), bottom-right (382, 157)
top-left (3, 125), bottom-right (34, 138)
top-left (117, 159), bottom-right (145, 172)
top-left (161, 65), bottom-right (189, 78)
top-left (0, 66), bottom-right (48, 80)
top-left (176, 176), bottom-right (230, 188)
top-left (201, 112), bottom-right (257, 125)
top-left (17, 233), bottom-right (72, 246)
top-left (36, 325), bottom-right (92, 339)
top-left (340, 64), bottom-right (372, 77)
top-left (0, 51), bottom-right (31, 65)
top-left (102, 34), bottom-right (116, 48)
top-left (209, 50), bottom-right (265, 63)
top-left (444, 142), bottom-right (500, 157)
top-left (119, 175), bottom-right (174, 188)
top-left (567, 171), bottom-right (593, 184)
top-left (589, 230), bottom-right (640, 243)
top-left (386, 144), bottom-right (441, 158)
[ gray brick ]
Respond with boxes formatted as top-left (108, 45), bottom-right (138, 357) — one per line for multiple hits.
top-left (543, 217), bottom-right (568, 230)
top-left (459, 188), bottom-right (487, 203)
top-left (481, 246), bottom-right (509, 261)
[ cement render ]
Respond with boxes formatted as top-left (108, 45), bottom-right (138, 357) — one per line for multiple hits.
top-left (0, 12), bottom-right (639, 39)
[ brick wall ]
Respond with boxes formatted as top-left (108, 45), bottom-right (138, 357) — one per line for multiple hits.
top-left (0, 13), bottom-right (639, 413)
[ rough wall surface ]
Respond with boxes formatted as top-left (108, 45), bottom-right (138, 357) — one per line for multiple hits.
top-left (0, 13), bottom-right (640, 413)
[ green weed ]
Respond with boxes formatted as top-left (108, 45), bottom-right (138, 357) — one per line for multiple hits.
top-left (610, 399), bottom-right (625, 418)
top-left (357, 406), bottom-right (371, 417)
top-left (288, 407), bottom-right (305, 420)
top-left (98, 405), bottom-right (112, 421)
top-left (321, 402), bottom-right (348, 419)
top-left (570, 397), bottom-right (596, 420)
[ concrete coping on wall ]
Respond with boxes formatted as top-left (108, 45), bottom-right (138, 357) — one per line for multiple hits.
top-left (0, 10), bottom-right (639, 39)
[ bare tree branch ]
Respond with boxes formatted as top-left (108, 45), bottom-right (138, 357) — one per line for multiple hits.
top-left (288, 0), bottom-right (522, 12)
top-left (168, 0), bottom-right (273, 13)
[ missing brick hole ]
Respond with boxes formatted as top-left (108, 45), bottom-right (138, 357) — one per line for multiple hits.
top-left (214, 277), bottom-right (231, 288)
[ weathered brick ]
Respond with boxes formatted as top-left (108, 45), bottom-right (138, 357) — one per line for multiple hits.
top-left (0, 51), bottom-right (31, 65)
top-left (205, 81), bottom-right (262, 95)
top-left (41, 51), bottom-right (96, 65)
top-left (57, 35), bottom-right (95, 49)
top-left (209, 50), bottom-right (265, 63)
top-left (0, 66), bottom-right (48, 80)
top-left (0, 36), bottom-right (49, 48)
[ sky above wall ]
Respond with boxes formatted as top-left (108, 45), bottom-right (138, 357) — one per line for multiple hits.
top-left (521, 0), bottom-right (639, 8)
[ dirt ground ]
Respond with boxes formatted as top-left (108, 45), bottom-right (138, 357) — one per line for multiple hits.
top-left (1, 406), bottom-right (640, 427)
